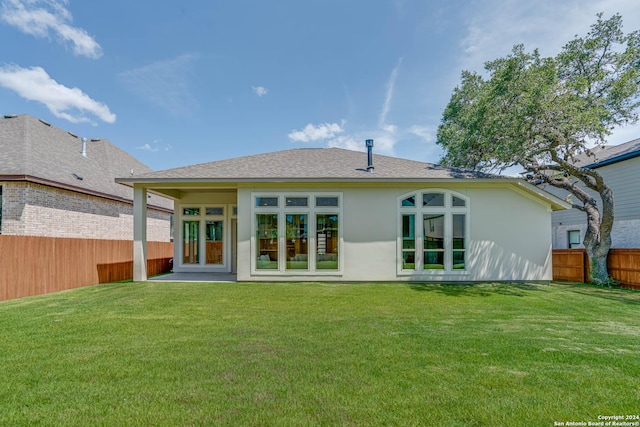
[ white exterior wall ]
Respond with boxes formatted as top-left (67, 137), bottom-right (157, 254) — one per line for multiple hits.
top-left (1, 181), bottom-right (170, 241)
top-left (236, 184), bottom-right (554, 282)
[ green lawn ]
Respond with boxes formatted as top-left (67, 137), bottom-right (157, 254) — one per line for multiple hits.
top-left (1, 282), bottom-right (639, 426)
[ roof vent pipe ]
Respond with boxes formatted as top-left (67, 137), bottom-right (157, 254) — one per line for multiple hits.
top-left (366, 139), bottom-right (374, 172)
top-left (81, 137), bottom-right (87, 157)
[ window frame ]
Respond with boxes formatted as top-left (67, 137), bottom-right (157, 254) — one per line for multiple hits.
top-left (568, 230), bottom-right (581, 249)
top-left (251, 192), bottom-right (343, 275)
top-left (177, 204), bottom-right (230, 270)
top-left (397, 189), bottom-right (470, 276)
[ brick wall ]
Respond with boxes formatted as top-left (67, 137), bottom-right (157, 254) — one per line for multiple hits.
top-left (1, 182), bottom-right (171, 242)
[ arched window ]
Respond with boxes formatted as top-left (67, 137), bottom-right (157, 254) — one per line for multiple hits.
top-left (398, 190), bottom-right (469, 273)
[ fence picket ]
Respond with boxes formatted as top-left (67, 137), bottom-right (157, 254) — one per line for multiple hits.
top-left (0, 236), bottom-right (173, 301)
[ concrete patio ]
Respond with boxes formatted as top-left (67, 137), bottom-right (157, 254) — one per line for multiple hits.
top-left (148, 272), bottom-right (237, 282)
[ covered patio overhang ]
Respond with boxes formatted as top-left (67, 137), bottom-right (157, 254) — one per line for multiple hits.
top-left (117, 179), bottom-right (240, 281)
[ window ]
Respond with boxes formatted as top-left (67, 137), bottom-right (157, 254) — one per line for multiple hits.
top-left (183, 221), bottom-right (199, 264)
top-left (183, 207), bottom-right (200, 215)
top-left (286, 214), bottom-right (308, 270)
top-left (286, 197), bottom-right (308, 207)
top-left (316, 214), bottom-right (339, 270)
top-left (256, 214), bottom-right (278, 269)
top-left (316, 196), bottom-right (339, 207)
top-left (206, 207), bottom-right (224, 216)
top-left (399, 190), bottom-right (469, 273)
top-left (206, 221), bottom-right (223, 264)
top-left (568, 230), bottom-right (581, 249)
top-left (256, 197), bottom-right (278, 207)
top-left (253, 193), bottom-right (341, 273)
top-left (401, 214), bottom-right (415, 269)
top-left (424, 214), bottom-right (445, 269)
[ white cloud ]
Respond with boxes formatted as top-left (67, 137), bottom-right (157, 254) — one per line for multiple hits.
top-left (408, 125), bottom-right (435, 142)
top-left (458, 0), bottom-right (640, 75)
top-left (288, 121), bottom-right (345, 142)
top-left (0, 0), bottom-right (102, 58)
top-left (137, 143), bottom-right (157, 152)
top-left (378, 58), bottom-right (402, 128)
top-left (120, 54), bottom-right (198, 116)
top-left (136, 140), bottom-right (172, 152)
top-left (252, 86), bottom-right (268, 97)
top-left (327, 128), bottom-right (397, 156)
top-left (0, 64), bottom-right (115, 123)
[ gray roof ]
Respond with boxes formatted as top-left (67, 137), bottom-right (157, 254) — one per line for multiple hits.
top-left (0, 114), bottom-right (171, 210)
top-left (572, 137), bottom-right (640, 168)
top-left (122, 147), bottom-right (496, 181)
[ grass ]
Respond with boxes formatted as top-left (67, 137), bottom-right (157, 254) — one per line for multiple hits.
top-left (0, 282), bottom-right (639, 426)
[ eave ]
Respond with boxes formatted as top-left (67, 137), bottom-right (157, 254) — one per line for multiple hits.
top-left (1, 174), bottom-right (173, 213)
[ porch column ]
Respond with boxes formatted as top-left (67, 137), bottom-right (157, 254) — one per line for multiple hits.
top-left (133, 185), bottom-right (148, 281)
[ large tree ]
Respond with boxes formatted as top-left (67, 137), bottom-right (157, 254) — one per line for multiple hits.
top-left (437, 13), bottom-right (640, 285)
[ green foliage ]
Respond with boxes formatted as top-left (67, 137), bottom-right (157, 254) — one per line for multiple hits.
top-left (438, 13), bottom-right (640, 173)
top-left (1, 282), bottom-right (639, 426)
top-left (438, 14), bottom-right (639, 284)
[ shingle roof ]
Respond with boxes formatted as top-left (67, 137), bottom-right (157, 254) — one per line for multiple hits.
top-left (123, 147), bottom-right (496, 181)
top-left (0, 114), bottom-right (171, 210)
top-left (572, 137), bottom-right (640, 168)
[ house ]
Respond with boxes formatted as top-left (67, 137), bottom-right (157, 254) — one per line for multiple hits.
top-left (540, 137), bottom-right (640, 249)
top-left (117, 141), bottom-right (569, 282)
top-left (0, 114), bottom-right (173, 241)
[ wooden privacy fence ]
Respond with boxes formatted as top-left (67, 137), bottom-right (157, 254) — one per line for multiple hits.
top-left (0, 236), bottom-right (173, 301)
top-left (553, 248), bottom-right (640, 289)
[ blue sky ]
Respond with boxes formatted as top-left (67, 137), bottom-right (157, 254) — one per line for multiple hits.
top-left (1, 0), bottom-right (639, 171)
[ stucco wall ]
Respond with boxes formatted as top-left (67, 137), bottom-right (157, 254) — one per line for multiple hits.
top-left (0, 181), bottom-right (171, 241)
top-left (235, 184), bottom-right (554, 282)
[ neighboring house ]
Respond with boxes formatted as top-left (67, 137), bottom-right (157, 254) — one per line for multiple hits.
top-left (0, 114), bottom-right (173, 241)
top-left (117, 142), bottom-right (569, 282)
top-left (539, 137), bottom-right (640, 249)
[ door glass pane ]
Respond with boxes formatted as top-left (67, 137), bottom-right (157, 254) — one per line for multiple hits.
top-left (182, 221), bottom-right (199, 264)
top-left (286, 214), bottom-right (308, 270)
top-left (256, 214), bottom-right (278, 269)
top-left (206, 221), bottom-right (223, 265)
top-left (424, 214), bottom-right (444, 269)
top-left (316, 214), bottom-right (339, 270)
top-left (206, 207), bottom-right (224, 216)
top-left (183, 208), bottom-right (200, 216)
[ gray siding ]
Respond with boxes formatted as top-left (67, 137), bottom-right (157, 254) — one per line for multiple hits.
top-left (543, 156), bottom-right (640, 248)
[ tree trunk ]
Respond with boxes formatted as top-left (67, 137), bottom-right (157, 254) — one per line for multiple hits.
top-left (544, 168), bottom-right (614, 285)
top-left (581, 185), bottom-right (614, 285)
top-left (585, 244), bottom-right (611, 285)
